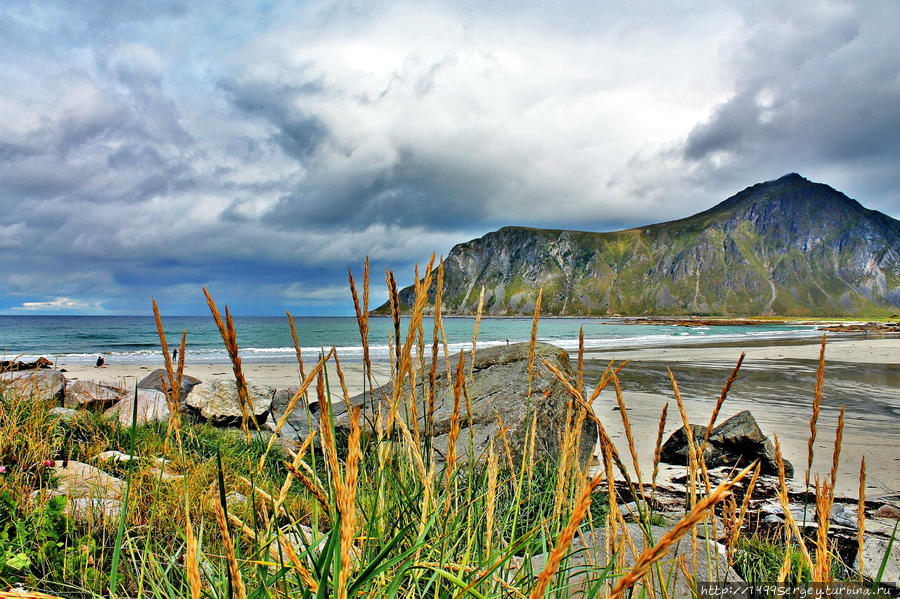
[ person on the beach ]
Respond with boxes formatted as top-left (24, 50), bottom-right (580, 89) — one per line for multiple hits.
top-left (173, 348), bottom-right (178, 361)
top-left (95, 356), bottom-right (105, 368)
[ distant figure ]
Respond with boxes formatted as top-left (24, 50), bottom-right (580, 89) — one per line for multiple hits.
top-left (173, 348), bottom-right (178, 361)
top-left (95, 356), bottom-right (105, 368)
top-left (506, 338), bottom-right (509, 346)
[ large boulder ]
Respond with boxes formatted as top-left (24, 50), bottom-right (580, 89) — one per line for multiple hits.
top-left (137, 369), bottom-right (202, 401)
top-left (104, 389), bottom-right (171, 425)
top-left (524, 522), bottom-right (741, 597)
top-left (857, 535), bottom-right (900, 589)
top-left (335, 342), bottom-right (597, 466)
top-left (660, 410), bottom-right (792, 477)
top-left (185, 380), bottom-right (274, 427)
top-left (45, 460), bottom-right (126, 524)
top-left (0, 369), bottom-right (66, 404)
top-left (268, 386), bottom-right (317, 441)
top-left (64, 380), bottom-right (125, 410)
top-left (52, 460), bottom-right (126, 500)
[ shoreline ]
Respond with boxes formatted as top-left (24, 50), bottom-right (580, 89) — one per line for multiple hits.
top-left (54, 333), bottom-right (900, 497)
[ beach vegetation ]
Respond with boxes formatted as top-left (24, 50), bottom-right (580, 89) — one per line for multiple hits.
top-left (0, 257), bottom-right (889, 597)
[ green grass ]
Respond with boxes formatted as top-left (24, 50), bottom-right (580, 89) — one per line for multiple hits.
top-left (0, 262), bottom-right (893, 597)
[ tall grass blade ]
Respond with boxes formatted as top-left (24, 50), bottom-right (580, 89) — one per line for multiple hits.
top-left (108, 383), bottom-right (140, 596)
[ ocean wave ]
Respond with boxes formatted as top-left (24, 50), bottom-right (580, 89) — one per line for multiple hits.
top-left (27, 326), bottom-right (823, 364)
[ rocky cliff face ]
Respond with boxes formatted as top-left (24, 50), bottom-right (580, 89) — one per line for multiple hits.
top-left (383, 174), bottom-right (900, 316)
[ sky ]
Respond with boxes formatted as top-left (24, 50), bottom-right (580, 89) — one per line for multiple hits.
top-left (1, 0), bottom-right (898, 315)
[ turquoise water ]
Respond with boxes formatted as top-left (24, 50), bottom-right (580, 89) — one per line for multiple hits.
top-left (0, 315), bottom-right (820, 364)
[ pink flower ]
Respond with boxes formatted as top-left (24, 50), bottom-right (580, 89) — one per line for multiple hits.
top-left (43, 459), bottom-right (55, 468)
top-left (0, 466), bottom-right (6, 474)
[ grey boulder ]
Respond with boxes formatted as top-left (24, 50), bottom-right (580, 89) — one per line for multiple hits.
top-left (660, 410), bottom-right (792, 477)
top-left (105, 389), bottom-right (171, 425)
top-left (268, 386), bottom-right (317, 441)
top-left (64, 380), bottom-right (125, 410)
top-left (334, 342), bottom-right (597, 467)
top-left (857, 535), bottom-right (900, 589)
top-left (185, 380), bottom-right (274, 427)
top-left (523, 522), bottom-right (741, 597)
top-left (138, 368), bottom-right (202, 401)
top-left (0, 369), bottom-right (66, 404)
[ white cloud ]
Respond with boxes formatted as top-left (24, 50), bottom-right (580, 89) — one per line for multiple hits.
top-left (11, 297), bottom-right (107, 313)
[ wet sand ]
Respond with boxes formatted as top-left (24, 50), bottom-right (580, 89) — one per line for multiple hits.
top-left (57, 334), bottom-right (899, 498)
top-left (587, 335), bottom-right (899, 499)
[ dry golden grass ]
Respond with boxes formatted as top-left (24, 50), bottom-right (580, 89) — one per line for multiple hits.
top-left (651, 402), bottom-right (668, 500)
top-left (213, 500), bottom-right (247, 599)
top-left (857, 457), bottom-right (867, 581)
top-left (527, 288), bottom-right (543, 400)
top-left (807, 333), bottom-right (827, 491)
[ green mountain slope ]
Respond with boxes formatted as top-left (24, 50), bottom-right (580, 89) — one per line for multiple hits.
top-left (380, 174), bottom-right (900, 316)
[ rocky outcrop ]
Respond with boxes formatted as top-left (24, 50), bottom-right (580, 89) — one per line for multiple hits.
top-left (104, 389), bottom-right (171, 426)
top-left (659, 410), bottom-right (792, 477)
top-left (381, 174), bottom-right (900, 316)
top-left (138, 369), bottom-right (202, 400)
top-left (185, 380), bottom-right (275, 427)
top-left (525, 523), bottom-right (741, 597)
top-left (335, 342), bottom-right (597, 466)
top-left (64, 380), bottom-right (125, 410)
top-left (0, 369), bottom-right (66, 404)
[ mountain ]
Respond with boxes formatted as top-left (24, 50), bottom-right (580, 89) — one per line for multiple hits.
top-left (380, 174), bottom-right (900, 317)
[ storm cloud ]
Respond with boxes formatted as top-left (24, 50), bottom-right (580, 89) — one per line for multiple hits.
top-left (0, 0), bottom-right (897, 314)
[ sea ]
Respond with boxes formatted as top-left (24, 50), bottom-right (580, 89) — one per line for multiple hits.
top-left (0, 315), bottom-right (823, 365)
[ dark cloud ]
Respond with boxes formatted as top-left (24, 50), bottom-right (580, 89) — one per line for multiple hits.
top-left (221, 76), bottom-right (330, 160)
top-left (673, 1), bottom-right (900, 212)
top-left (0, 0), bottom-right (897, 314)
top-left (260, 147), bottom-right (505, 230)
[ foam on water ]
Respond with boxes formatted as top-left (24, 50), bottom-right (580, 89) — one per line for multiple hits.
top-left (13, 323), bottom-right (823, 364)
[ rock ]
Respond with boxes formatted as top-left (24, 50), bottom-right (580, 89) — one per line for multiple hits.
top-left (137, 369), bottom-right (202, 401)
top-left (146, 458), bottom-right (182, 483)
top-left (104, 389), bottom-right (171, 425)
top-left (53, 460), bottom-right (126, 501)
top-left (98, 450), bottom-right (137, 463)
top-left (268, 387), bottom-right (316, 441)
top-left (758, 500), bottom-right (857, 529)
top-left (185, 380), bottom-right (274, 427)
top-left (875, 505), bottom-right (900, 520)
top-left (335, 342), bottom-right (597, 466)
top-left (831, 503), bottom-right (858, 529)
top-left (49, 406), bottom-right (79, 423)
top-left (524, 522), bottom-right (741, 597)
top-left (64, 380), bottom-right (125, 410)
top-left (0, 357), bottom-right (53, 371)
top-left (857, 534), bottom-right (900, 589)
top-left (66, 497), bottom-right (123, 524)
top-left (0, 369), bottom-right (66, 404)
top-left (660, 410), bottom-right (791, 477)
top-left (226, 492), bottom-right (248, 511)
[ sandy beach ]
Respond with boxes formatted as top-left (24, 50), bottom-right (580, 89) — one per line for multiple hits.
top-left (587, 334), bottom-right (899, 499)
top-left (56, 333), bottom-right (899, 498)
